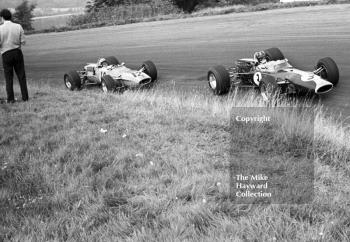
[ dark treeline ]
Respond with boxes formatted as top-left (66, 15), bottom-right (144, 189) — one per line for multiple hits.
top-left (66, 0), bottom-right (280, 28)
top-left (86, 0), bottom-right (279, 13)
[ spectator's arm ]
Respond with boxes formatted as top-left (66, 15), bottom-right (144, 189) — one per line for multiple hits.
top-left (20, 26), bottom-right (26, 46)
top-left (0, 28), bottom-right (2, 48)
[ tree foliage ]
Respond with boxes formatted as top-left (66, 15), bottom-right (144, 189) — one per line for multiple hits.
top-left (86, 0), bottom-right (153, 12)
top-left (172, 0), bottom-right (199, 12)
top-left (172, 0), bottom-right (268, 12)
top-left (13, 0), bottom-right (36, 31)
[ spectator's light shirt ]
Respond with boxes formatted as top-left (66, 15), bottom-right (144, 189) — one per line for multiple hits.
top-left (0, 20), bottom-right (26, 55)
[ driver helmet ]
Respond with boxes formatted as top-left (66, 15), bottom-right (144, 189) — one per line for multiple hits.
top-left (98, 58), bottom-right (108, 67)
top-left (255, 51), bottom-right (267, 63)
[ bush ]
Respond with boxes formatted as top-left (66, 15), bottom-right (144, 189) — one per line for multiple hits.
top-left (68, 2), bottom-right (180, 27)
top-left (13, 0), bottom-right (36, 31)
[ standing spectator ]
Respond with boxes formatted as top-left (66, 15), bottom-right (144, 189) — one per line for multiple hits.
top-left (0, 9), bottom-right (28, 103)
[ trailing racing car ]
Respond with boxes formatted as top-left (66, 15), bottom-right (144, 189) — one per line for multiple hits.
top-left (64, 56), bottom-right (158, 93)
top-left (207, 47), bottom-right (339, 100)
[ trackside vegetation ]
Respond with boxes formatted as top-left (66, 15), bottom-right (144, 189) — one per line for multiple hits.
top-left (0, 84), bottom-right (349, 241)
top-left (28, 0), bottom-right (350, 34)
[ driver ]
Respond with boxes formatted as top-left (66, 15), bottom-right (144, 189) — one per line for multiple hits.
top-left (97, 58), bottom-right (109, 67)
top-left (254, 51), bottom-right (278, 73)
top-left (254, 51), bottom-right (267, 64)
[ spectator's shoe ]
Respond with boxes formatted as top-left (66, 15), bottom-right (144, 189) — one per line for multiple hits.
top-left (6, 99), bottom-right (15, 104)
top-left (22, 98), bottom-right (29, 102)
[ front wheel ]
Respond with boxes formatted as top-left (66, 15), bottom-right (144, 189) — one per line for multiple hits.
top-left (208, 65), bottom-right (231, 95)
top-left (64, 71), bottom-right (81, 91)
top-left (104, 56), bottom-right (120, 65)
top-left (141, 60), bottom-right (158, 82)
top-left (264, 47), bottom-right (285, 61)
top-left (316, 57), bottom-right (339, 86)
top-left (101, 75), bottom-right (123, 93)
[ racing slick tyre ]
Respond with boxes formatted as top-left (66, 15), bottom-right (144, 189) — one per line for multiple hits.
top-left (64, 70), bottom-right (81, 91)
top-left (208, 65), bottom-right (231, 95)
top-left (259, 76), bottom-right (280, 102)
top-left (104, 56), bottom-right (120, 65)
top-left (264, 47), bottom-right (285, 61)
top-left (141, 60), bottom-right (158, 82)
top-left (316, 57), bottom-right (339, 86)
top-left (101, 75), bottom-right (117, 93)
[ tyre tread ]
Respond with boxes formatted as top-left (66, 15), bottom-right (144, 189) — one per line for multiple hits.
top-left (317, 57), bottom-right (339, 86)
top-left (208, 65), bottom-right (230, 95)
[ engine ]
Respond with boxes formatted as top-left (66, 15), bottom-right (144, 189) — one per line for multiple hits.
top-left (235, 59), bottom-right (256, 83)
top-left (236, 59), bottom-right (254, 73)
top-left (84, 64), bottom-right (99, 83)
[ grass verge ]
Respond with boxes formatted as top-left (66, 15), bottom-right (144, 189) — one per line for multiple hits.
top-left (28, 1), bottom-right (350, 34)
top-left (0, 84), bottom-right (349, 241)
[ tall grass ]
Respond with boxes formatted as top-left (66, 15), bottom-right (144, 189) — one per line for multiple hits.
top-left (68, 2), bottom-right (180, 27)
top-left (121, 88), bottom-right (350, 153)
top-left (0, 84), bottom-right (349, 240)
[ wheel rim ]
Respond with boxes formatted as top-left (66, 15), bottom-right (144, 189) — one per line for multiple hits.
top-left (64, 76), bottom-right (72, 89)
top-left (102, 81), bottom-right (108, 93)
top-left (209, 74), bottom-right (217, 90)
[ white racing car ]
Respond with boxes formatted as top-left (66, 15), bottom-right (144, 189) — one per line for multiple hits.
top-left (208, 48), bottom-right (339, 100)
top-left (64, 56), bottom-right (158, 93)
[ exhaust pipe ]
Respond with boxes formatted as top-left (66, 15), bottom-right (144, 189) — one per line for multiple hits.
top-left (314, 77), bottom-right (333, 94)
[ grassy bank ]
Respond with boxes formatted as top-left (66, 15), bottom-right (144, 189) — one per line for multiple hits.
top-left (29, 0), bottom-right (350, 34)
top-left (0, 84), bottom-right (349, 241)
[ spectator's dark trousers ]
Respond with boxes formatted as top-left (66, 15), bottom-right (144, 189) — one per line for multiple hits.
top-left (2, 48), bottom-right (28, 102)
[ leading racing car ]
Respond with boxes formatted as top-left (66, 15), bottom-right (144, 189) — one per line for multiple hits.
top-left (64, 56), bottom-right (157, 93)
top-left (207, 47), bottom-right (339, 100)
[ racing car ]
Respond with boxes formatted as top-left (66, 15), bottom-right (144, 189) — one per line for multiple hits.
top-left (207, 47), bottom-right (339, 100)
top-left (64, 56), bottom-right (158, 93)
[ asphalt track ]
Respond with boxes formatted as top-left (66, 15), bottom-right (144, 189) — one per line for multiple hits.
top-left (1, 4), bottom-right (350, 117)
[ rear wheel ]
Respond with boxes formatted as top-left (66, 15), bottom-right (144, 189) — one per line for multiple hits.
top-left (208, 65), bottom-right (231, 95)
top-left (104, 56), bottom-right (120, 65)
top-left (64, 71), bottom-right (81, 91)
top-left (259, 76), bottom-right (280, 101)
top-left (141, 60), bottom-right (158, 82)
top-left (316, 57), bottom-right (339, 86)
top-left (264, 47), bottom-right (285, 61)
